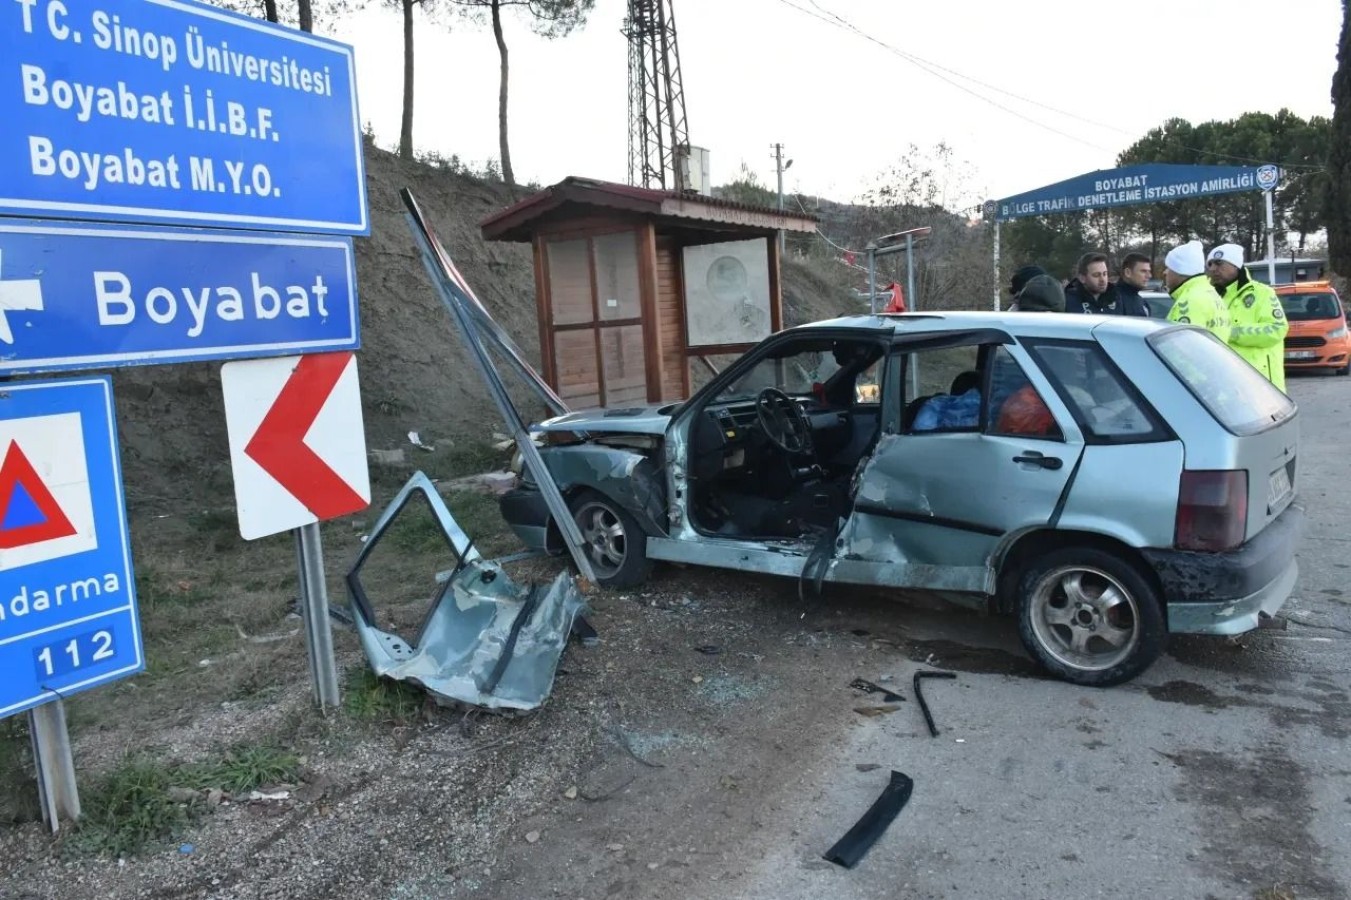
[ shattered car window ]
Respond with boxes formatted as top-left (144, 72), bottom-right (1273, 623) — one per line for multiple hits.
top-left (716, 340), bottom-right (862, 402)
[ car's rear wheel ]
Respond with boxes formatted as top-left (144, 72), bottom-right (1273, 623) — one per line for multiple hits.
top-left (568, 490), bottom-right (652, 589)
top-left (1016, 547), bottom-right (1165, 687)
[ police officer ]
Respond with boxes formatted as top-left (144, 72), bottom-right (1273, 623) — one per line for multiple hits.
top-left (1206, 243), bottom-right (1288, 392)
top-left (1163, 240), bottom-right (1231, 343)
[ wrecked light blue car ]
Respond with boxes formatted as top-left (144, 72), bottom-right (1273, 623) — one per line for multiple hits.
top-left (500, 311), bottom-right (1303, 687)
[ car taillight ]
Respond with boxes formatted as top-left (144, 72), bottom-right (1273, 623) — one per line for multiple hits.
top-left (1175, 470), bottom-right (1248, 552)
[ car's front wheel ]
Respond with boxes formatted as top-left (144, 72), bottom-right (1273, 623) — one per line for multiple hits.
top-left (1015, 547), bottom-right (1165, 687)
top-left (568, 490), bottom-right (652, 589)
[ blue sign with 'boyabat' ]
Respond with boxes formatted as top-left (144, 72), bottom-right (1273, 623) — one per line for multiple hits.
top-left (0, 218), bottom-right (359, 374)
top-left (0, 0), bottom-right (368, 235)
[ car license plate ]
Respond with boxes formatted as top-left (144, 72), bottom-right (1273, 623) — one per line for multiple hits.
top-left (1285, 350), bottom-right (1317, 359)
top-left (1269, 466), bottom-right (1292, 506)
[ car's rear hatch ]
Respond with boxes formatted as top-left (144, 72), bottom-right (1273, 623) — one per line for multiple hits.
top-left (1146, 327), bottom-right (1299, 543)
top-left (1233, 410), bottom-right (1299, 540)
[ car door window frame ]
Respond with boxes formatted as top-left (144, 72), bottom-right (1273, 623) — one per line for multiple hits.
top-left (983, 344), bottom-right (1067, 443)
top-left (1022, 337), bottom-right (1175, 445)
top-left (888, 329), bottom-right (1017, 436)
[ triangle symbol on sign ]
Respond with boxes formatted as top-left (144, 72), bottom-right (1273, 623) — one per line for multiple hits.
top-left (2, 482), bottom-right (46, 531)
top-left (0, 440), bottom-right (76, 549)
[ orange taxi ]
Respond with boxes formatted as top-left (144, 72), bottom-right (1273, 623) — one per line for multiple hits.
top-left (1279, 281), bottom-right (1350, 376)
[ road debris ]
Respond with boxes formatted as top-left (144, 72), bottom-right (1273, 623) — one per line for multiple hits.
top-left (913, 670), bottom-right (957, 737)
top-left (850, 677), bottom-right (904, 704)
top-left (347, 472), bottom-right (585, 712)
top-left (853, 705), bottom-right (901, 717)
top-left (822, 770), bottom-right (914, 869)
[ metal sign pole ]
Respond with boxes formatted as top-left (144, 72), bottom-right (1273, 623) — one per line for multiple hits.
top-left (867, 245), bottom-right (878, 314)
top-left (1264, 189), bottom-right (1277, 284)
top-left (28, 699), bottom-right (80, 832)
top-left (905, 234), bottom-right (917, 311)
top-left (993, 220), bottom-right (1002, 311)
top-left (904, 233), bottom-right (919, 398)
top-left (295, 523), bottom-right (340, 708)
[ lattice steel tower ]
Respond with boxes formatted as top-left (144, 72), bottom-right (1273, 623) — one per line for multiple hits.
top-left (622, 0), bottom-right (690, 191)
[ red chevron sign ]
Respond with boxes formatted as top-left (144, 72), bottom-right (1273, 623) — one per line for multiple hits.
top-left (222, 352), bottom-right (370, 541)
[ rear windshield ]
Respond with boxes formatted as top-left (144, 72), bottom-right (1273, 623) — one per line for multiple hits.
top-left (1278, 292), bottom-right (1342, 321)
top-left (1149, 329), bottom-right (1296, 435)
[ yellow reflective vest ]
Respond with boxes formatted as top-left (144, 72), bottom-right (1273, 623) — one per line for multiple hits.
top-left (1222, 270), bottom-right (1289, 392)
top-left (1168, 275), bottom-right (1232, 344)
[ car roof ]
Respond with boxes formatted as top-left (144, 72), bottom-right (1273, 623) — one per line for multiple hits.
top-left (1274, 281), bottom-right (1339, 295)
top-left (795, 310), bottom-right (1174, 341)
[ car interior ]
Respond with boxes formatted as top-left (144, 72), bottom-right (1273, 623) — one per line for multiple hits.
top-left (682, 334), bottom-right (1094, 541)
top-left (686, 337), bottom-right (886, 540)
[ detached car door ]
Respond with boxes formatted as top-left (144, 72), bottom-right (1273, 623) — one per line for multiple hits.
top-left (838, 332), bottom-right (1086, 593)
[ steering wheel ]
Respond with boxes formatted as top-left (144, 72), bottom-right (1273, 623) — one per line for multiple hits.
top-left (755, 388), bottom-right (814, 455)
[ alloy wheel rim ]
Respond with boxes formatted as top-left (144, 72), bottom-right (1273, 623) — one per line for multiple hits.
top-left (575, 502), bottom-right (626, 577)
top-left (1029, 565), bottom-right (1141, 672)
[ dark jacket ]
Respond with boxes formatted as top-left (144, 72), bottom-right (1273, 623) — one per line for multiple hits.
top-left (1107, 280), bottom-right (1150, 317)
top-left (1064, 278), bottom-right (1148, 316)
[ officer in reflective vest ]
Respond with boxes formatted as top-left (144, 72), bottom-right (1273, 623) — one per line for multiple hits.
top-left (1164, 240), bottom-right (1232, 343)
top-left (1206, 243), bottom-right (1289, 392)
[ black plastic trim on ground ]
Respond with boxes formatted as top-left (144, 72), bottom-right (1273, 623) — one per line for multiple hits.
top-left (822, 770), bottom-right (914, 869)
top-left (913, 670), bottom-right (957, 737)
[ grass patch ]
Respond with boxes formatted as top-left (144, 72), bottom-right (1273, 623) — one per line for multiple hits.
top-left (343, 667), bottom-right (428, 724)
top-left (387, 501), bottom-right (449, 555)
top-left (440, 489), bottom-right (508, 542)
top-left (135, 568), bottom-right (213, 610)
top-left (0, 719), bottom-right (41, 825)
top-left (69, 742), bottom-right (300, 858)
top-left (186, 508), bottom-right (242, 551)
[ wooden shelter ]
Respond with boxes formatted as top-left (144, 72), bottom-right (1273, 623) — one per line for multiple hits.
top-left (480, 177), bottom-right (818, 407)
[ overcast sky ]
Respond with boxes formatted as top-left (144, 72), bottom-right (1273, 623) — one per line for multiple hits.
top-left (329, 0), bottom-right (1341, 209)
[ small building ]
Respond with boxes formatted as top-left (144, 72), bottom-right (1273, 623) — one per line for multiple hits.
top-left (480, 176), bottom-right (818, 407)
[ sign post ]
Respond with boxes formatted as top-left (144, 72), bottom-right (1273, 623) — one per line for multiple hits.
top-left (222, 351), bottom-right (370, 708)
top-left (1257, 165), bottom-right (1280, 284)
top-left (983, 200), bottom-right (1000, 310)
top-left (294, 523), bottom-right (340, 707)
top-left (30, 699), bottom-right (79, 828)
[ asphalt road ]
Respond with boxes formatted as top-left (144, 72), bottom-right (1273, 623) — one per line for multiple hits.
top-left (480, 373), bottom-right (1351, 900)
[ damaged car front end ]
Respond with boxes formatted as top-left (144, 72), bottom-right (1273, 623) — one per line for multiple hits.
top-left (501, 409), bottom-right (671, 587)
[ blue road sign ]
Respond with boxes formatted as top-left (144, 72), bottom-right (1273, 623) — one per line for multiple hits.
top-left (0, 376), bottom-right (142, 719)
top-left (0, 0), bottom-right (368, 235)
top-left (995, 163), bottom-right (1263, 221)
top-left (0, 218), bottom-right (358, 374)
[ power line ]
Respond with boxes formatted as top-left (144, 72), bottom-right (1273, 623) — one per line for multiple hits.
top-left (774, 0), bottom-right (1115, 153)
top-left (784, 0), bottom-right (1325, 171)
